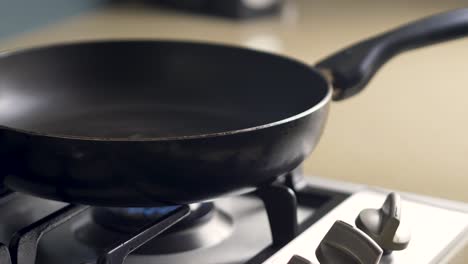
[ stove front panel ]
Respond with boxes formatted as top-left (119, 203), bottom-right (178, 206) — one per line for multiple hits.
top-left (264, 190), bottom-right (468, 264)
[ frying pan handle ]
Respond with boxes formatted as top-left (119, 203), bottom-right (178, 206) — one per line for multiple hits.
top-left (315, 8), bottom-right (468, 100)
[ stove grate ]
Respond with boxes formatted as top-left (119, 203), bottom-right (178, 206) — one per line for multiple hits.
top-left (0, 243), bottom-right (11, 264)
top-left (95, 205), bottom-right (190, 264)
top-left (1, 172), bottom-right (349, 264)
top-left (9, 204), bottom-right (89, 264)
top-left (256, 181), bottom-right (298, 247)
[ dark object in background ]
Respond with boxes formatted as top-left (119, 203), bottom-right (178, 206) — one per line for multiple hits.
top-left (155, 0), bottom-right (284, 19)
top-left (1, 9), bottom-right (468, 207)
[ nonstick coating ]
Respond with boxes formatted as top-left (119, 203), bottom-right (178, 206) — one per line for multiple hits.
top-left (0, 41), bottom-right (331, 206)
top-left (0, 41), bottom-right (328, 139)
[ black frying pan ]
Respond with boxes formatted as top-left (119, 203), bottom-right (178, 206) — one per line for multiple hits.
top-left (1, 9), bottom-right (467, 206)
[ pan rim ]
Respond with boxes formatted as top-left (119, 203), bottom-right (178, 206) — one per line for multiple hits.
top-left (0, 39), bottom-right (332, 142)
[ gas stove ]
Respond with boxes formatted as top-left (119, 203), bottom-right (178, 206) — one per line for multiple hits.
top-left (0, 173), bottom-right (467, 264)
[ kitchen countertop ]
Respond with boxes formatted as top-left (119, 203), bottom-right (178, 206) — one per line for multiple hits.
top-left (0, 1), bottom-right (467, 262)
top-left (1, 0), bottom-right (467, 204)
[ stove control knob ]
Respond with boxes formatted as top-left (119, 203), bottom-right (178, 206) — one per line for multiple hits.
top-left (316, 220), bottom-right (383, 264)
top-left (355, 192), bottom-right (411, 254)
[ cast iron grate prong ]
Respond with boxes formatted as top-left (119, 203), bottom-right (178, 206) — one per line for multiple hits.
top-left (97, 205), bottom-right (190, 264)
top-left (9, 204), bottom-right (89, 264)
top-left (256, 181), bottom-right (298, 247)
top-left (0, 243), bottom-right (11, 264)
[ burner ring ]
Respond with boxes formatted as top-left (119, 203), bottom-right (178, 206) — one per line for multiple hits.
top-left (92, 203), bottom-right (215, 234)
top-left (74, 203), bottom-right (233, 254)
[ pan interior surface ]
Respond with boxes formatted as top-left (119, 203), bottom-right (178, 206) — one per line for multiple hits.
top-left (0, 41), bottom-right (329, 139)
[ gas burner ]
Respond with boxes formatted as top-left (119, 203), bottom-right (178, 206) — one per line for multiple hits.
top-left (75, 203), bottom-right (233, 254)
top-left (92, 203), bottom-right (214, 233)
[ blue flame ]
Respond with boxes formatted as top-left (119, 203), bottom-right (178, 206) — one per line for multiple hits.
top-left (125, 206), bottom-right (179, 216)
